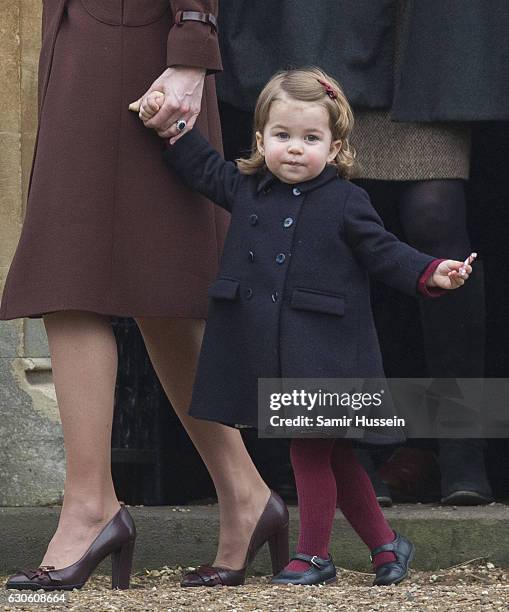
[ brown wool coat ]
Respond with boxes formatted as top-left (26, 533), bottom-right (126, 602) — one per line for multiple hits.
top-left (0, 0), bottom-right (229, 320)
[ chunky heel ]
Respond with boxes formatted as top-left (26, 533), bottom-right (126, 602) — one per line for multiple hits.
top-left (111, 538), bottom-right (135, 589)
top-left (6, 506), bottom-right (137, 591)
top-left (268, 522), bottom-right (289, 575)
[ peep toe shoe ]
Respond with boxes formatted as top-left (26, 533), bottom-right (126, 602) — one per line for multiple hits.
top-left (6, 505), bottom-right (136, 591)
top-left (181, 490), bottom-right (289, 587)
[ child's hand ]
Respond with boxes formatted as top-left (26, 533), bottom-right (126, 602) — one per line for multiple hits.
top-left (128, 66), bottom-right (205, 142)
top-left (427, 257), bottom-right (474, 290)
top-left (129, 91), bottom-right (165, 122)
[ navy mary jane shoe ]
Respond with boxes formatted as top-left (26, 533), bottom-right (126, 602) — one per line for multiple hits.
top-left (371, 531), bottom-right (415, 586)
top-left (271, 553), bottom-right (336, 586)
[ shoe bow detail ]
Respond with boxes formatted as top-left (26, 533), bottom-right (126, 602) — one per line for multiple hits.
top-left (181, 490), bottom-right (290, 588)
top-left (6, 506), bottom-right (136, 591)
top-left (183, 565), bottom-right (225, 586)
top-left (19, 566), bottom-right (62, 583)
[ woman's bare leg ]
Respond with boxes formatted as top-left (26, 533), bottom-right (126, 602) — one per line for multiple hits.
top-left (135, 316), bottom-right (270, 569)
top-left (40, 311), bottom-right (121, 568)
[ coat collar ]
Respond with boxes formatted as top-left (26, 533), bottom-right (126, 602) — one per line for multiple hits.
top-left (256, 164), bottom-right (339, 194)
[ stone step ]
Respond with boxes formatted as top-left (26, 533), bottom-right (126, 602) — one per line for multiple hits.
top-left (1, 502), bottom-right (508, 575)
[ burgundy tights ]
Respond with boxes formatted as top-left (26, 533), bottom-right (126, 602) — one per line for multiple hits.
top-left (285, 438), bottom-right (397, 573)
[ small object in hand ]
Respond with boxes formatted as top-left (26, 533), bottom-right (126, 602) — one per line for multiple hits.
top-left (176, 119), bottom-right (187, 132)
top-left (459, 251), bottom-right (477, 277)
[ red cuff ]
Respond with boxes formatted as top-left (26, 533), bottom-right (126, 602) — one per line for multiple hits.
top-left (418, 259), bottom-right (447, 298)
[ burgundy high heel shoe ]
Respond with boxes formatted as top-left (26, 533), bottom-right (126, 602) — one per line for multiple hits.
top-left (181, 490), bottom-right (289, 587)
top-left (5, 505), bottom-right (136, 591)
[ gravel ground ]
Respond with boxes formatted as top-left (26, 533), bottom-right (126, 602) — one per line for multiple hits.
top-left (2, 559), bottom-right (508, 611)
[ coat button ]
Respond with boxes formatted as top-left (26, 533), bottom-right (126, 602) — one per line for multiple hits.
top-left (283, 217), bottom-right (294, 228)
top-left (292, 187), bottom-right (301, 196)
top-left (249, 213), bottom-right (258, 226)
top-left (245, 288), bottom-right (253, 299)
top-left (248, 250), bottom-right (255, 262)
top-left (275, 253), bottom-right (286, 264)
top-left (271, 291), bottom-right (278, 302)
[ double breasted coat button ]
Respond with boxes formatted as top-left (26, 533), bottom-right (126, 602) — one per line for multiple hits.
top-left (245, 288), bottom-right (253, 299)
top-left (292, 187), bottom-right (301, 196)
top-left (248, 250), bottom-right (255, 262)
top-left (275, 253), bottom-right (286, 264)
top-left (249, 213), bottom-right (258, 226)
top-left (271, 291), bottom-right (278, 302)
top-left (283, 217), bottom-right (294, 228)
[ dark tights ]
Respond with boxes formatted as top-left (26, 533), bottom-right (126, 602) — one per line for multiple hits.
top-left (356, 179), bottom-right (485, 378)
top-left (356, 179), bottom-right (487, 494)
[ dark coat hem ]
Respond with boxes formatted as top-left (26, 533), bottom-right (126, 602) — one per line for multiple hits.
top-left (190, 405), bottom-right (405, 444)
top-left (0, 303), bottom-right (209, 321)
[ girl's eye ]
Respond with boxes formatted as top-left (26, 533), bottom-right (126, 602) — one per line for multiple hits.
top-left (305, 135), bottom-right (319, 142)
top-left (276, 132), bottom-right (289, 139)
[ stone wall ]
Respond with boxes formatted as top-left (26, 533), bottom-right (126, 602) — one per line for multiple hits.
top-left (0, 1), bottom-right (65, 506)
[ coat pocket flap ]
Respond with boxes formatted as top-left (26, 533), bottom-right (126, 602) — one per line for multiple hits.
top-left (290, 288), bottom-right (345, 316)
top-left (208, 278), bottom-right (240, 300)
top-left (80, 0), bottom-right (169, 26)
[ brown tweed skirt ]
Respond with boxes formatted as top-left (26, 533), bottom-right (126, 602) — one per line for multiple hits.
top-left (351, 110), bottom-right (471, 182)
top-left (350, 0), bottom-right (471, 182)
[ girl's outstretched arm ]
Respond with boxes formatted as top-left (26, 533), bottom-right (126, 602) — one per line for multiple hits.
top-left (342, 185), bottom-right (472, 296)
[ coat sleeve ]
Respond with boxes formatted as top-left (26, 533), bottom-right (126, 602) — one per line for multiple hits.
top-left (167, 1), bottom-right (222, 74)
top-left (163, 129), bottom-right (241, 212)
top-left (342, 185), bottom-right (436, 296)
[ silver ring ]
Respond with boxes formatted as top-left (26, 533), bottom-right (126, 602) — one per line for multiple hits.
top-left (176, 119), bottom-right (187, 132)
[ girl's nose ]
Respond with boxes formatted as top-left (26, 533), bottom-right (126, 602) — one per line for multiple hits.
top-left (287, 140), bottom-right (303, 154)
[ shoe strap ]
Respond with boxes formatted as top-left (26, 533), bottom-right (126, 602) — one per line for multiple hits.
top-left (369, 533), bottom-right (399, 562)
top-left (291, 553), bottom-right (331, 569)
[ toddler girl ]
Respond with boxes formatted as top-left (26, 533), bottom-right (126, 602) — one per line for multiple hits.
top-left (135, 67), bottom-right (473, 586)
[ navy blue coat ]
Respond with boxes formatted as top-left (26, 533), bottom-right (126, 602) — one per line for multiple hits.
top-left (163, 130), bottom-right (436, 429)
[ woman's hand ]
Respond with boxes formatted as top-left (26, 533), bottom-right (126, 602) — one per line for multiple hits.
top-left (428, 259), bottom-right (473, 290)
top-left (128, 66), bottom-right (206, 143)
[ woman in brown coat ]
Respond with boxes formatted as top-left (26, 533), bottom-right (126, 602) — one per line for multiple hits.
top-left (3, 0), bottom-right (287, 590)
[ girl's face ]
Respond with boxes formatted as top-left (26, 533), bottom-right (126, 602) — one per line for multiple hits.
top-left (256, 94), bottom-right (341, 184)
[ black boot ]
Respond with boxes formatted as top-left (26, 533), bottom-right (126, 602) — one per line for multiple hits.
top-left (439, 438), bottom-right (493, 505)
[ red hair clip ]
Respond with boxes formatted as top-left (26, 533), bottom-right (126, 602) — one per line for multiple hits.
top-left (317, 78), bottom-right (338, 100)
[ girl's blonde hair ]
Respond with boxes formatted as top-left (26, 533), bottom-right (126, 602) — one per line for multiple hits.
top-left (236, 67), bottom-right (356, 179)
